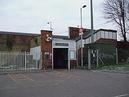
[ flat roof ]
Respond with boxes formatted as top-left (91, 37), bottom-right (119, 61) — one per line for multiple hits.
top-left (83, 29), bottom-right (117, 39)
top-left (0, 31), bottom-right (40, 36)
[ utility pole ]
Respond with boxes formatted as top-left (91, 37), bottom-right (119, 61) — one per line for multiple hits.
top-left (80, 5), bottom-right (86, 67)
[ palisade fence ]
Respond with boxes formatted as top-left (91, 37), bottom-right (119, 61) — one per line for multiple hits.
top-left (0, 52), bottom-right (41, 72)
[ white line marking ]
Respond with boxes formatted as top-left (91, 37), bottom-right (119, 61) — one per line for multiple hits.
top-left (114, 94), bottom-right (129, 97)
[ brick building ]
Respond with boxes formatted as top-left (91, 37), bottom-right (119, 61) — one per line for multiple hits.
top-left (117, 41), bottom-right (129, 63)
top-left (0, 31), bottom-right (40, 51)
top-left (0, 27), bottom-right (118, 70)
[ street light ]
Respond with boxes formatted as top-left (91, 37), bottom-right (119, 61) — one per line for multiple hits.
top-left (80, 5), bottom-right (86, 67)
top-left (80, 5), bottom-right (87, 28)
top-left (88, 0), bottom-right (94, 70)
top-left (90, 0), bottom-right (94, 43)
top-left (47, 21), bottom-right (53, 31)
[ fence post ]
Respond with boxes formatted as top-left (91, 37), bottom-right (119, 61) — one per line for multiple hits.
top-left (88, 49), bottom-right (91, 69)
top-left (36, 53), bottom-right (38, 69)
top-left (40, 52), bottom-right (42, 69)
top-left (96, 49), bottom-right (99, 68)
top-left (25, 52), bottom-right (27, 70)
top-left (68, 49), bottom-right (71, 70)
top-left (116, 48), bottom-right (118, 64)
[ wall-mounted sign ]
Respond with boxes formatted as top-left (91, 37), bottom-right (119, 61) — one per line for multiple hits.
top-left (45, 34), bottom-right (52, 42)
top-left (70, 51), bottom-right (76, 60)
top-left (55, 43), bottom-right (69, 46)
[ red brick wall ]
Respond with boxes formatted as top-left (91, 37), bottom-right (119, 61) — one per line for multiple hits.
top-left (69, 27), bottom-right (80, 39)
top-left (0, 34), bottom-right (33, 51)
top-left (117, 41), bottom-right (129, 63)
top-left (69, 27), bottom-right (87, 39)
top-left (70, 60), bottom-right (77, 68)
top-left (41, 30), bottom-right (52, 69)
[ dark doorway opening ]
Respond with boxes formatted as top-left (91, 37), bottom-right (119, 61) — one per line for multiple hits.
top-left (53, 48), bottom-right (68, 69)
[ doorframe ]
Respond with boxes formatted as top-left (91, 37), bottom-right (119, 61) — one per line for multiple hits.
top-left (68, 48), bottom-right (70, 70)
top-left (52, 47), bottom-right (70, 70)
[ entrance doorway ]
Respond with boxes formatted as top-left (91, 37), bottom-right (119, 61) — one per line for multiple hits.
top-left (53, 48), bottom-right (68, 69)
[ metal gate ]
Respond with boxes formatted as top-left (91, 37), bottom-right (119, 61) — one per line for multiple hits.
top-left (88, 49), bottom-right (99, 69)
top-left (0, 52), bottom-right (41, 72)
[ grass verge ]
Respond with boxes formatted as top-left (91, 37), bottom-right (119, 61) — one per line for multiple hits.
top-left (98, 64), bottom-right (129, 71)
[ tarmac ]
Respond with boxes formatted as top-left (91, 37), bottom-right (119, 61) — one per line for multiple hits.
top-left (0, 69), bottom-right (129, 97)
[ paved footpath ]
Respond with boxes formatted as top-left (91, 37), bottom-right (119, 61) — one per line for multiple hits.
top-left (0, 70), bottom-right (129, 97)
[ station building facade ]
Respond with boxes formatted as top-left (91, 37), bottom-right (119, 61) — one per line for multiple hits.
top-left (0, 27), bottom-right (117, 70)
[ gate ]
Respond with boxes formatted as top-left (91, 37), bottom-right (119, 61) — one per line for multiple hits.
top-left (0, 52), bottom-right (41, 72)
top-left (88, 49), bottom-right (99, 69)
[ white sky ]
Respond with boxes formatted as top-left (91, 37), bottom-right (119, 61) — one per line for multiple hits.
top-left (0, 0), bottom-right (117, 35)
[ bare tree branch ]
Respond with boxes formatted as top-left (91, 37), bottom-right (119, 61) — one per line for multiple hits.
top-left (103, 0), bottom-right (129, 42)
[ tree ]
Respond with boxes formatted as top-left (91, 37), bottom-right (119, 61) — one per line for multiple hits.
top-left (103, 0), bottom-right (129, 42)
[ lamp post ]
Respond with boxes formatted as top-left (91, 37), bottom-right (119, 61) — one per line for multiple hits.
top-left (88, 0), bottom-right (94, 70)
top-left (90, 0), bottom-right (94, 43)
top-left (80, 5), bottom-right (86, 67)
top-left (47, 21), bottom-right (53, 31)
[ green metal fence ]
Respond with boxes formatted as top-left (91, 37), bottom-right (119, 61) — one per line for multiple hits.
top-left (84, 43), bottom-right (117, 69)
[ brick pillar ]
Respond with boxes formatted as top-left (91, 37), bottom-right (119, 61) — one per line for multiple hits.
top-left (69, 27), bottom-right (87, 39)
top-left (41, 30), bottom-right (52, 69)
top-left (69, 27), bottom-right (80, 39)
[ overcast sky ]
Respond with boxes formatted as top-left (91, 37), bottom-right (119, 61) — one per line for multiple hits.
top-left (0, 0), bottom-right (116, 35)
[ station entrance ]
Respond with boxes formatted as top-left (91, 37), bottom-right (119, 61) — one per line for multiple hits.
top-left (53, 48), bottom-right (68, 69)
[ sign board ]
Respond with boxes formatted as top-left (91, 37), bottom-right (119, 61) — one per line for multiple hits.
top-left (55, 43), bottom-right (69, 46)
top-left (79, 28), bottom-right (83, 33)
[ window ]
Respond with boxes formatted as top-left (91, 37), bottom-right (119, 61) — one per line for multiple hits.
top-left (84, 37), bottom-right (92, 44)
top-left (113, 33), bottom-right (117, 39)
top-left (101, 31), bottom-right (105, 38)
top-left (94, 33), bottom-right (97, 42)
top-left (85, 38), bottom-right (89, 44)
top-left (96, 31), bottom-right (101, 40)
top-left (105, 31), bottom-right (109, 38)
top-left (109, 32), bottom-right (113, 39)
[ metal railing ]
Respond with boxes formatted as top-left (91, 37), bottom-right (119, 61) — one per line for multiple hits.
top-left (0, 52), bottom-right (41, 72)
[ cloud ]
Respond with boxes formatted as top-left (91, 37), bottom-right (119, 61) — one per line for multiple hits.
top-left (0, 0), bottom-right (116, 35)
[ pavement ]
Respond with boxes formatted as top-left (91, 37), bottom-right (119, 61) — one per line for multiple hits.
top-left (92, 70), bottom-right (129, 74)
top-left (0, 69), bottom-right (129, 97)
